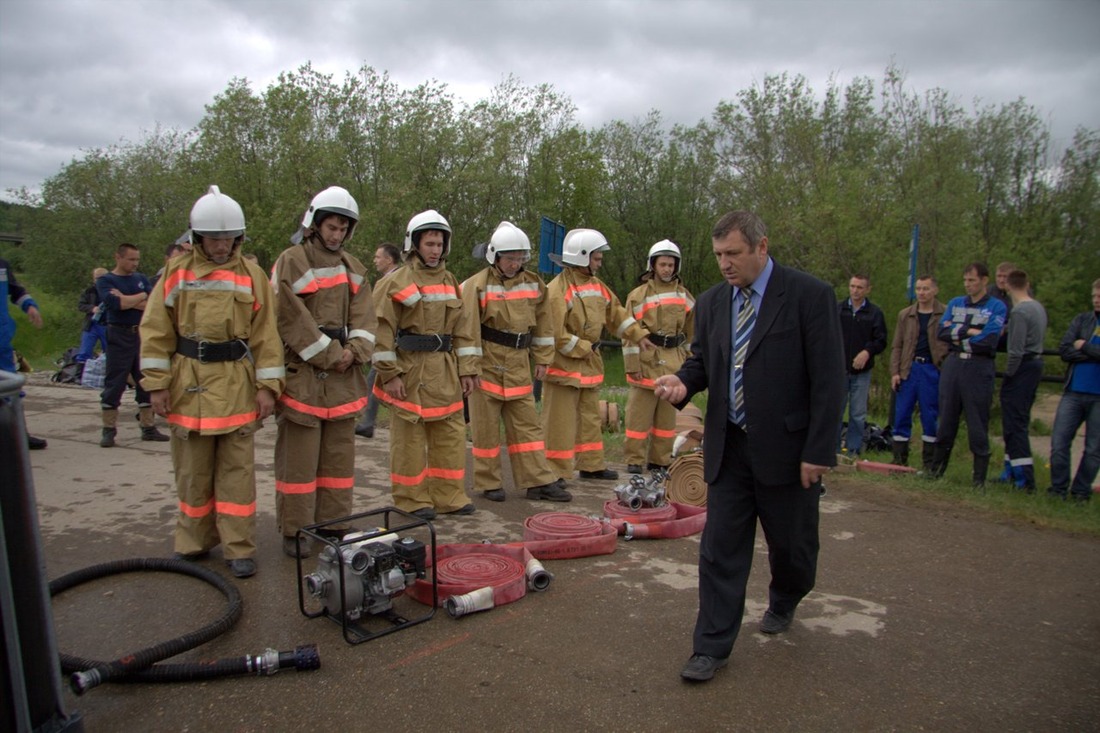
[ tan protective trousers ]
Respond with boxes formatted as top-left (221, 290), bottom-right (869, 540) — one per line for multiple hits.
top-left (468, 388), bottom-right (556, 493)
top-left (542, 382), bottom-right (605, 479)
top-left (172, 430), bottom-right (256, 560)
top-left (623, 385), bottom-right (677, 467)
top-left (390, 411), bottom-right (469, 513)
top-left (274, 418), bottom-right (356, 537)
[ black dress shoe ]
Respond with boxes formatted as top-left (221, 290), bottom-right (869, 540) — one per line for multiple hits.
top-left (526, 482), bottom-right (573, 502)
top-left (680, 653), bottom-right (728, 682)
top-left (172, 550), bottom-right (210, 562)
top-left (627, 464), bottom-right (643, 475)
top-left (579, 468), bottom-right (619, 480)
top-left (760, 608), bottom-right (794, 635)
top-left (483, 488), bottom-right (506, 502)
top-left (27, 435), bottom-right (48, 450)
top-left (411, 507), bottom-right (437, 521)
top-left (355, 425), bottom-right (374, 438)
top-left (450, 503), bottom-right (476, 515)
top-left (225, 558), bottom-right (257, 578)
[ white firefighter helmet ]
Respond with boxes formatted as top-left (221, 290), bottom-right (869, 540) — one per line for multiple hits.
top-left (486, 221), bottom-right (531, 265)
top-left (647, 239), bottom-right (681, 274)
top-left (189, 185), bottom-right (245, 241)
top-left (560, 228), bottom-right (609, 267)
top-left (301, 186), bottom-right (359, 241)
top-left (404, 209), bottom-right (452, 256)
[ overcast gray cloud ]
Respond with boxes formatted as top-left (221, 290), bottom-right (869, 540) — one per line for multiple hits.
top-left (1, 0), bottom-right (1097, 202)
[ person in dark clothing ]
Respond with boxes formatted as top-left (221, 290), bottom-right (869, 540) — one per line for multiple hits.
top-left (836, 274), bottom-right (887, 456)
top-left (927, 262), bottom-right (1007, 486)
top-left (0, 257), bottom-right (47, 449)
top-left (75, 267), bottom-right (108, 362)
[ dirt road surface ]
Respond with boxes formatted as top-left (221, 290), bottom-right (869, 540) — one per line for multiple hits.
top-left (11, 377), bottom-right (1100, 732)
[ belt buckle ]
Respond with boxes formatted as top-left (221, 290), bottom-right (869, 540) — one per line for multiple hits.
top-left (196, 340), bottom-right (210, 364)
top-left (513, 332), bottom-right (524, 349)
top-left (433, 333), bottom-right (444, 352)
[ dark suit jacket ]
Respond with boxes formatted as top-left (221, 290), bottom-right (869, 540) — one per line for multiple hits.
top-left (676, 260), bottom-right (846, 486)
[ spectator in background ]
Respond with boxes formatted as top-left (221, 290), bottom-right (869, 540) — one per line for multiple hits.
top-left (889, 275), bottom-right (947, 469)
top-left (989, 261), bottom-right (1016, 351)
top-left (927, 262), bottom-right (1007, 486)
top-left (355, 242), bottom-right (401, 438)
top-left (75, 267), bottom-right (108, 363)
top-left (836, 274), bottom-right (887, 456)
top-left (0, 257), bottom-right (47, 449)
top-left (150, 242), bottom-right (185, 290)
top-left (996, 270), bottom-right (1047, 492)
top-left (1046, 279), bottom-right (1100, 503)
top-left (96, 243), bottom-right (169, 447)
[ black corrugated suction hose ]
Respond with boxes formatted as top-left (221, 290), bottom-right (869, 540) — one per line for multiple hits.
top-left (49, 556), bottom-right (319, 695)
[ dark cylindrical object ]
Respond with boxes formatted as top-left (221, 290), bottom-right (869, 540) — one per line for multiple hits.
top-left (0, 371), bottom-right (84, 731)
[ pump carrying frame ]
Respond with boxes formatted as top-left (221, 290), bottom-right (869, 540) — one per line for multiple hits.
top-left (296, 507), bottom-right (437, 645)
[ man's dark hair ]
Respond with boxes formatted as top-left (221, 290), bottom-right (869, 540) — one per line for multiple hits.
top-left (916, 275), bottom-right (938, 286)
top-left (1006, 269), bottom-right (1029, 291)
top-left (964, 261), bottom-right (989, 279)
top-left (117, 242), bottom-right (139, 255)
top-left (712, 211), bottom-right (767, 249)
top-left (377, 242), bottom-right (401, 264)
top-left (165, 242), bottom-right (184, 258)
top-left (850, 273), bottom-right (871, 285)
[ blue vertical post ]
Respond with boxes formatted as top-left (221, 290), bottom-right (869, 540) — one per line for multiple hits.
top-left (907, 224), bottom-right (920, 301)
top-left (538, 217), bottom-right (565, 276)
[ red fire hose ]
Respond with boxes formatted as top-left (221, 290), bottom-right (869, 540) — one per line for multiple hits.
top-left (603, 501), bottom-right (707, 540)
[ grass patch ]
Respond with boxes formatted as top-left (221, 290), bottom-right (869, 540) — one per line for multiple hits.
top-left (9, 281), bottom-right (86, 372)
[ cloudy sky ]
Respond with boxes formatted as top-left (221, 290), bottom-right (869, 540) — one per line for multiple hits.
top-left (1, 0), bottom-right (1097, 202)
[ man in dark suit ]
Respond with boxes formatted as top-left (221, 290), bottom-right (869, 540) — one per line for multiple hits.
top-left (655, 210), bottom-right (845, 683)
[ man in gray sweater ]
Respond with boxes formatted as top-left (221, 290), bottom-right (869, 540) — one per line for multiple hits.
top-left (998, 269), bottom-right (1047, 492)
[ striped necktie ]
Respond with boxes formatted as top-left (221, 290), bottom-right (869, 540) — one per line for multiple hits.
top-left (732, 287), bottom-right (755, 427)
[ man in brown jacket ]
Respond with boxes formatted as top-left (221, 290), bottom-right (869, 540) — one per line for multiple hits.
top-left (888, 275), bottom-right (948, 468)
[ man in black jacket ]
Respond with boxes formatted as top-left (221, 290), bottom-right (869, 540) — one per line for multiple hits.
top-left (836, 274), bottom-right (887, 456)
top-left (655, 210), bottom-right (845, 683)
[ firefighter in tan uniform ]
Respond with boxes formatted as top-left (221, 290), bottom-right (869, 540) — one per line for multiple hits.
top-left (272, 186), bottom-right (377, 558)
top-left (463, 222), bottom-right (572, 503)
top-left (373, 209), bottom-right (480, 520)
top-left (141, 186), bottom-right (285, 579)
top-left (622, 240), bottom-right (695, 474)
top-left (544, 229), bottom-right (651, 481)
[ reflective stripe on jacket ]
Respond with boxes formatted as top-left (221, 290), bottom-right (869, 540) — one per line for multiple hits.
top-left (622, 277), bottom-right (695, 390)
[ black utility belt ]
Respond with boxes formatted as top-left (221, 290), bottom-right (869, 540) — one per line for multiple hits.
top-left (108, 323), bottom-right (140, 332)
top-left (481, 324), bottom-right (532, 349)
top-left (320, 326), bottom-right (348, 345)
top-left (646, 332), bottom-right (686, 348)
top-left (1021, 353), bottom-right (1043, 362)
top-left (177, 337), bottom-right (249, 363)
top-left (396, 331), bottom-right (452, 353)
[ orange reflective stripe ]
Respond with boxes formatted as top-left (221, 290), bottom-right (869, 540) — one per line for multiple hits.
top-left (276, 479), bottom-right (317, 495)
top-left (546, 449), bottom-right (575, 459)
top-left (626, 374), bottom-right (657, 388)
top-left (575, 441), bottom-right (603, 453)
top-left (507, 441), bottom-right (544, 454)
top-left (393, 283), bottom-right (420, 304)
top-left (391, 469), bottom-right (429, 486)
top-left (278, 394), bottom-right (369, 420)
top-left (652, 427), bottom-right (677, 438)
top-left (421, 283), bottom-right (458, 297)
top-left (479, 380), bottom-right (534, 398)
top-left (179, 498), bottom-right (215, 518)
top-left (625, 428), bottom-right (649, 441)
top-left (168, 411), bottom-right (258, 431)
top-left (564, 282), bottom-right (611, 306)
top-left (215, 500), bottom-right (256, 517)
top-left (545, 367), bottom-right (604, 386)
top-left (427, 467), bottom-right (465, 480)
top-left (373, 384), bottom-right (465, 419)
top-left (317, 476), bottom-right (355, 489)
top-left (472, 446), bottom-right (500, 458)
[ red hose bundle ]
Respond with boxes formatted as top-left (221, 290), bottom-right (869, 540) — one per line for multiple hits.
top-left (408, 543), bottom-right (534, 608)
top-left (520, 512), bottom-right (619, 560)
top-left (604, 502), bottom-right (707, 540)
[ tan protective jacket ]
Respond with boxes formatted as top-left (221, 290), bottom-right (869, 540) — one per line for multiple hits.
top-left (140, 247), bottom-right (285, 434)
top-left (372, 257), bottom-right (479, 422)
top-left (461, 266), bottom-right (554, 401)
top-left (545, 266), bottom-right (646, 389)
top-left (622, 277), bottom-right (696, 389)
top-left (272, 237), bottom-right (376, 426)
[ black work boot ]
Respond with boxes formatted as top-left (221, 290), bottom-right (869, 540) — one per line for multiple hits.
top-left (99, 428), bottom-right (117, 448)
top-left (972, 454), bottom-right (990, 489)
top-left (891, 441), bottom-right (910, 467)
top-left (921, 442), bottom-right (936, 472)
top-left (925, 444), bottom-right (951, 479)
